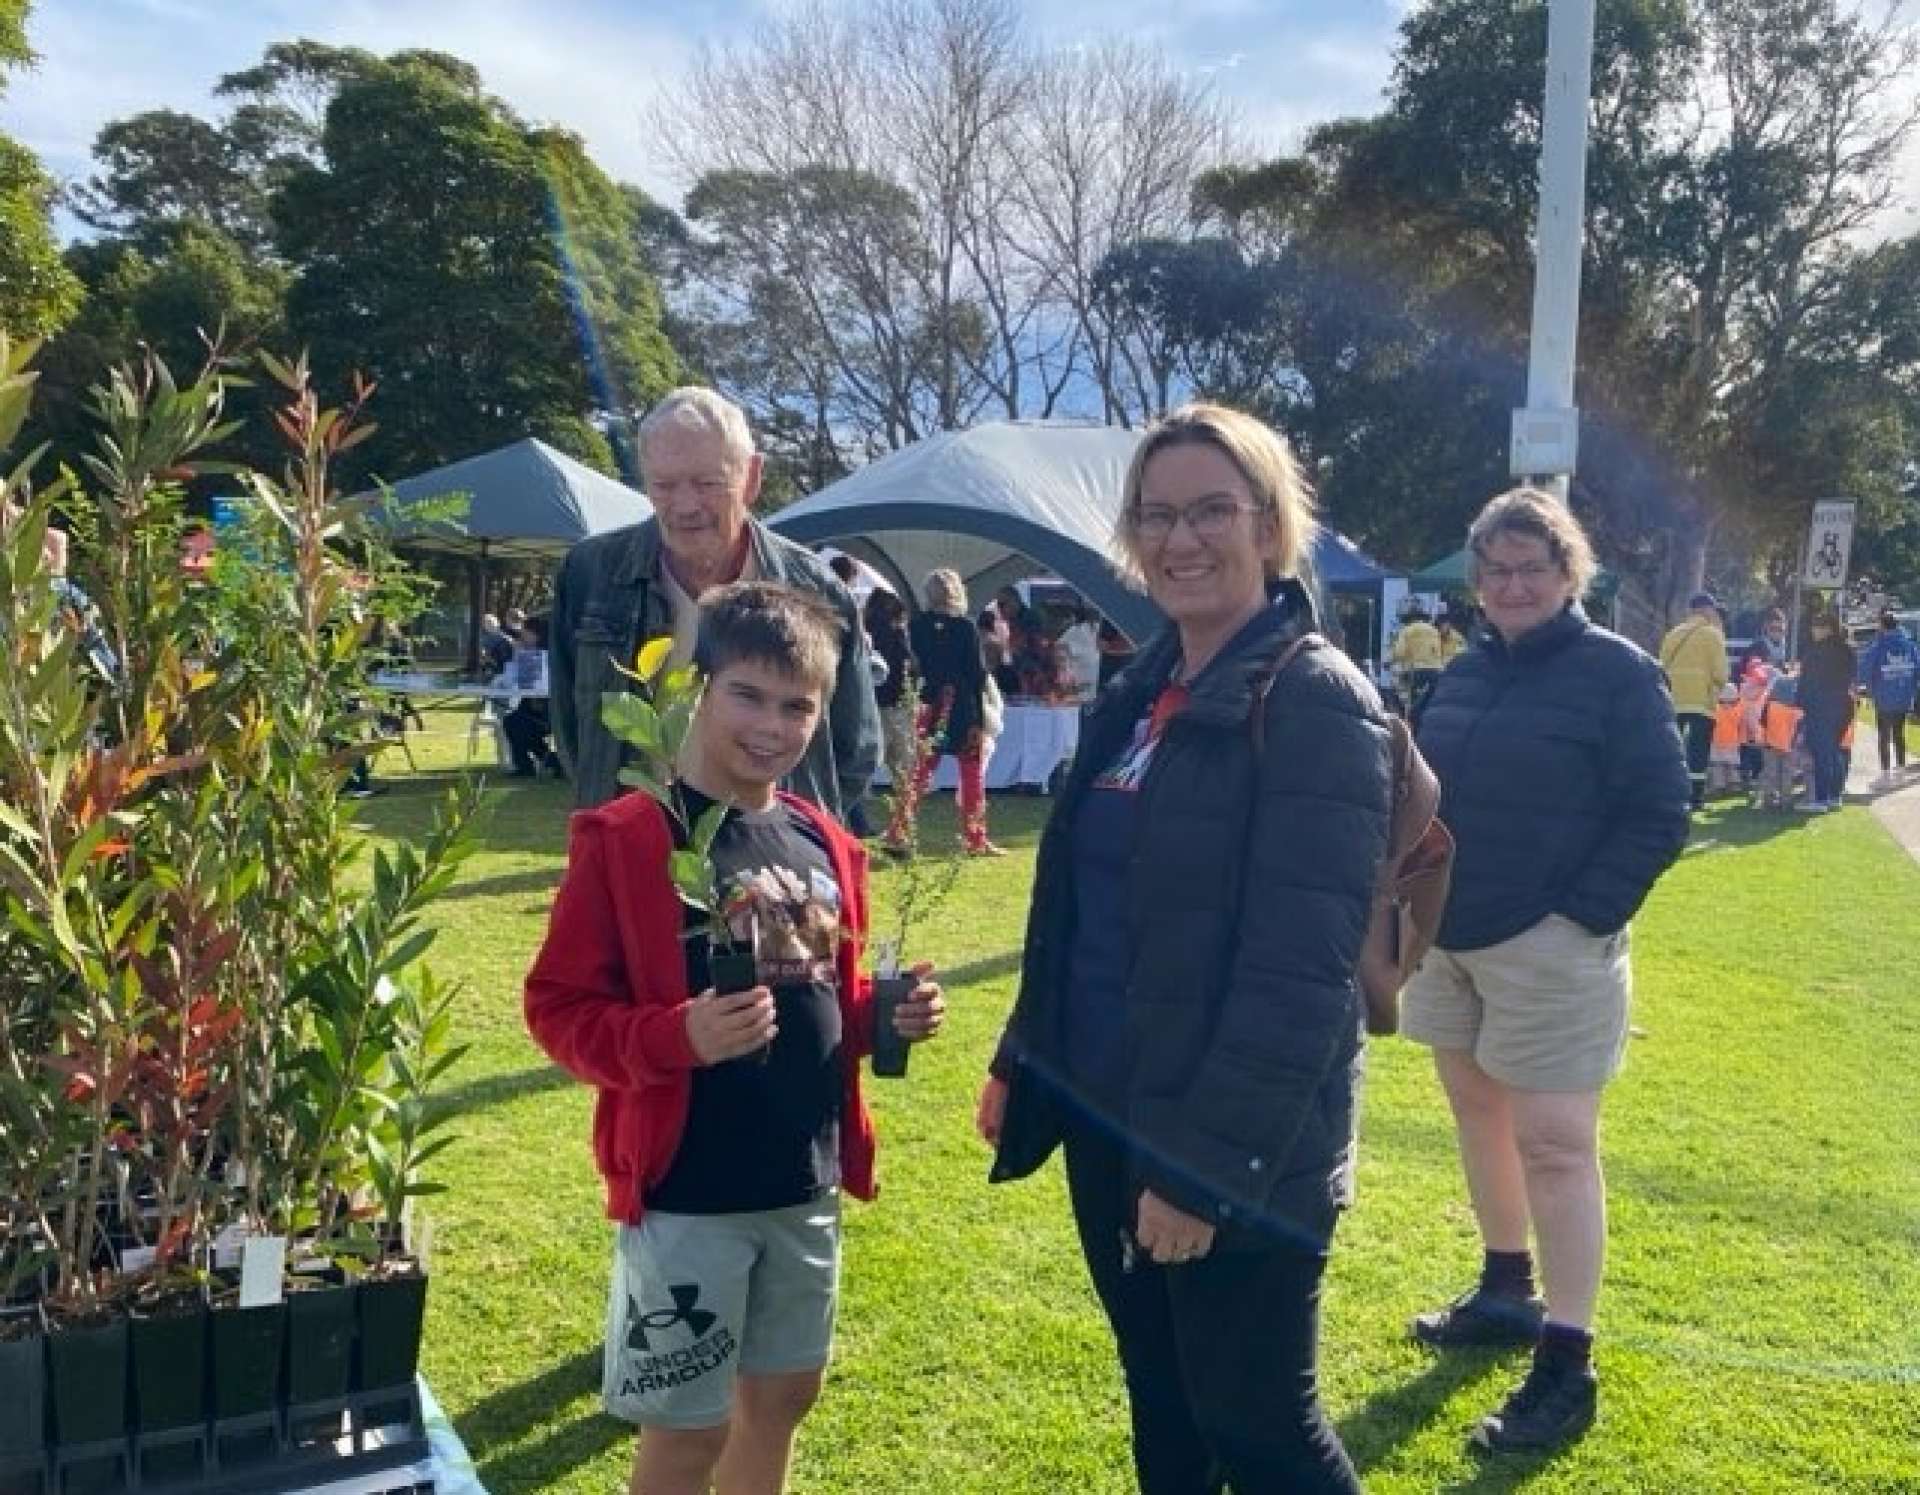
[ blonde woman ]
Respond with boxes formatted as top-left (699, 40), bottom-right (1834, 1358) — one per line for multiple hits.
top-left (979, 404), bottom-right (1393, 1492)
top-left (884, 569), bottom-right (1003, 856)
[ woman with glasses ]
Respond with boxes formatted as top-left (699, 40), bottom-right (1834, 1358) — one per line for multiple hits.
top-left (1402, 488), bottom-right (1688, 1456)
top-left (977, 404), bottom-right (1393, 1492)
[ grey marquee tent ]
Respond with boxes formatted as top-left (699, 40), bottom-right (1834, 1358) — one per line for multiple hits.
top-left (377, 437), bottom-right (650, 558)
top-left (372, 437), bottom-right (650, 666)
top-left (767, 421), bottom-right (1399, 653)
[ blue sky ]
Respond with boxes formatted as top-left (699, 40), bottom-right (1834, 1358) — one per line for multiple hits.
top-left (7, 0), bottom-right (1415, 220)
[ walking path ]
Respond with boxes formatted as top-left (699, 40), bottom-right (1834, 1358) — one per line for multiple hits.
top-left (1847, 750), bottom-right (1920, 865)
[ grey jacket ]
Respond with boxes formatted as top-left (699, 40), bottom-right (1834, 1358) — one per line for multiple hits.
top-left (550, 517), bottom-right (881, 818)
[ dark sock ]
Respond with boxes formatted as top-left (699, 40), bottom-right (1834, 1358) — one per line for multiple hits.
top-left (1536, 1321), bottom-right (1594, 1374)
top-left (1480, 1248), bottom-right (1536, 1299)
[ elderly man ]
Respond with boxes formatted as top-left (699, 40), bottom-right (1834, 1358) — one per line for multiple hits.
top-left (551, 387), bottom-right (880, 816)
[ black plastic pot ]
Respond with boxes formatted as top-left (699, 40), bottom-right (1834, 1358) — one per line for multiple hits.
top-left (0, 1314), bottom-right (46, 1459)
top-left (353, 1272), bottom-right (426, 1393)
top-left (130, 1297), bottom-right (207, 1434)
top-left (44, 1315), bottom-right (127, 1447)
top-left (285, 1279), bottom-right (355, 1406)
top-left (869, 974), bottom-right (915, 1078)
top-left (208, 1300), bottom-right (283, 1419)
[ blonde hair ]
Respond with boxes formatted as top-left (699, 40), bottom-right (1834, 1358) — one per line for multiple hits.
top-left (923, 568), bottom-right (968, 616)
top-left (1114, 403), bottom-right (1317, 584)
top-left (1466, 487), bottom-right (1598, 597)
top-left (638, 386), bottom-right (755, 466)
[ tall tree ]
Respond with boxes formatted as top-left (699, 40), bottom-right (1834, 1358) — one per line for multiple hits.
top-left (25, 220), bottom-right (288, 473)
top-left (659, 0), bottom-right (1229, 466)
top-left (273, 57), bottom-right (678, 482)
top-left (1116, 0), bottom-right (1920, 607)
top-left (0, 0), bottom-right (81, 337)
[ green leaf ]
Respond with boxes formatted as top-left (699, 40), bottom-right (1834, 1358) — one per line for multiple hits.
top-left (692, 802), bottom-right (729, 859)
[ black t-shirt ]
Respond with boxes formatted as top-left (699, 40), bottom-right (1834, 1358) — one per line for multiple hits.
top-left (646, 787), bottom-right (846, 1214)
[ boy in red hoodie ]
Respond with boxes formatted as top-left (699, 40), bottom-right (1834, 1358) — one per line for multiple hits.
top-left (526, 581), bottom-right (945, 1495)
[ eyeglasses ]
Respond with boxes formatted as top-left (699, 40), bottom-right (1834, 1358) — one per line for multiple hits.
top-left (1129, 497), bottom-right (1257, 542)
top-left (1479, 561), bottom-right (1560, 588)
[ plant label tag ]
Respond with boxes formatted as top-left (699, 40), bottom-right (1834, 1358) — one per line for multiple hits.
top-left (119, 1245), bottom-right (157, 1273)
top-left (873, 938), bottom-right (901, 980)
top-left (238, 1234), bottom-right (287, 1308)
top-left (212, 1222), bottom-right (248, 1271)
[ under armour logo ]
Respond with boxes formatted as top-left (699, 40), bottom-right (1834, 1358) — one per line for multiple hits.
top-left (627, 1284), bottom-right (717, 1350)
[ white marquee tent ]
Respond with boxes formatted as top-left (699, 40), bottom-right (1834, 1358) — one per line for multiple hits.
top-left (767, 421), bottom-right (1399, 653)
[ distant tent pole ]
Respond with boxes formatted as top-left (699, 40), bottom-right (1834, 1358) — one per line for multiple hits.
top-left (467, 537), bottom-right (489, 674)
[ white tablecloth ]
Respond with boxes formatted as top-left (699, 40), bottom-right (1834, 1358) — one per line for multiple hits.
top-left (873, 703), bottom-right (1081, 792)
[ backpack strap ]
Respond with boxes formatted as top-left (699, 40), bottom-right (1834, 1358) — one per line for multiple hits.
top-left (1247, 633), bottom-right (1321, 756)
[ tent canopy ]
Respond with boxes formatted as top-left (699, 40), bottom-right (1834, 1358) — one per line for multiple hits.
top-left (768, 421), bottom-right (1398, 646)
top-left (373, 437), bottom-right (650, 558)
top-left (1412, 547), bottom-right (1471, 590)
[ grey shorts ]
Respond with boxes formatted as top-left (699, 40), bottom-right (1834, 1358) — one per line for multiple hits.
top-left (602, 1195), bottom-right (842, 1429)
top-left (1402, 914), bottom-right (1632, 1091)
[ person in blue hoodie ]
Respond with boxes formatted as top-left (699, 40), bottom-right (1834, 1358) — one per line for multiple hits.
top-left (1861, 609), bottom-right (1918, 783)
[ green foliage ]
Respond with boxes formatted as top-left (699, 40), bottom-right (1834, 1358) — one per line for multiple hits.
top-left (24, 222), bottom-right (288, 478)
top-left (1114, 0), bottom-right (1920, 610)
top-left (0, 335), bottom-right (477, 1311)
top-left (602, 640), bottom-right (722, 914)
top-left (0, 2), bottom-right (82, 339)
top-left (272, 58), bottom-right (678, 486)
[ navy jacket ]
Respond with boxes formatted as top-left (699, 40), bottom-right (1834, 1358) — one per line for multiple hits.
top-left (1416, 607), bottom-right (1689, 952)
top-left (989, 582), bottom-right (1394, 1250)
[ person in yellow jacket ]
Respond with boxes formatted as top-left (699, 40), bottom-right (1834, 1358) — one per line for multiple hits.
top-left (1659, 591), bottom-right (1729, 809)
top-left (1437, 611), bottom-right (1471, 664)
top-left (1392, 605), bottom-right (1446, 720)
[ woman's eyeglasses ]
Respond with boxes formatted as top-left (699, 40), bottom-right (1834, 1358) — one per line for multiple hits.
top-left (1129, 497), bottom-right (1256, 541)
top-left (1479, 562), bottom-right (1559, 587)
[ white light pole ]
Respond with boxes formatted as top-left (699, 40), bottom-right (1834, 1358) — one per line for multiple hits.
top-left (1511, 0), bottom-right (1599, 501)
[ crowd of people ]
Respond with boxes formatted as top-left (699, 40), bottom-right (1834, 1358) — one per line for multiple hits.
top-left (513, 385), bottom-right (1704, 1495)
top-left (1655, 596), bottom-right (1917, 815)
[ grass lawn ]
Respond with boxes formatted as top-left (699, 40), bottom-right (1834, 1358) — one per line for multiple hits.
top-left (357, 712), bottom-right (1920, 1493)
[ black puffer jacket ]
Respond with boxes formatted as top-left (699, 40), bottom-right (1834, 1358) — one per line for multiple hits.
top-left (989, 582), bottom-right (1394, 1249)
top-left (1416, 606), bottom-right (1689, 952)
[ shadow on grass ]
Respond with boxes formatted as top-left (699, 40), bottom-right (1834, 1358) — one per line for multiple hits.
top-left (353, 769), bottom-right (573, 859)
top-left (1340, 1351), bottom-right (1512, 1476)
top-left (476, 1410), bottom-right (629, 1495)
top-left (940, 949), bottom-right (1025, 987)
top-left (1681, 800), bottom-right (1818, 853)
top-left (428, 1063), bottom-right (572, 1123)
top-left (438, 867), bottom-right (563, 904)
top-left (455, 1346), bottom-right (630, 1491)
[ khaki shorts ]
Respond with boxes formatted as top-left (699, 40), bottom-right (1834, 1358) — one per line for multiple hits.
top-left (602, 1195), bottom-right (841, 1429)
top-left (1402, 914), bottom-right (1632, 1091)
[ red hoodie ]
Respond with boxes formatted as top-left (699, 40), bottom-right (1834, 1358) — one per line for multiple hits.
top-left (524, 789), bottom-right (878, 1225)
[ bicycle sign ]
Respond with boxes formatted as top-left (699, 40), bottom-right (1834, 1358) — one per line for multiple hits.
top-left (1803, 499), bottom-right (1857, 589)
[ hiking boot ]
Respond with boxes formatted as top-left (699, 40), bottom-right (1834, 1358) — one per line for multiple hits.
top-left (1470, 1357), bottom-right (1598, 1456)
top-left (1411, 1286), bottom-right (1546, 1349)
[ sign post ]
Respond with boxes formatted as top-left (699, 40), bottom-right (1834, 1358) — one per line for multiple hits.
top-left (1791, 498), bottom-right (1857, 659)
top-left (1802, 499), bottom-right (1857, 590)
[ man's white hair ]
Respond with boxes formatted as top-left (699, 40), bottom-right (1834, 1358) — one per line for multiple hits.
top-left (638, 386), bottom-right (755, 465)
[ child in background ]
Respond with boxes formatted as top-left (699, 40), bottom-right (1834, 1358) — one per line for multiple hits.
top-left (1759, 672), bottom-right (1804, 811)
top-left (1709, 683), bottom-right (1743, 798)
top-left (1737, 660), bottom-right (1772, 794)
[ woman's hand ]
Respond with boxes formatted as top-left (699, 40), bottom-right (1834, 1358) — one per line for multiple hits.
top-left (975, 1076), bottom-right (1008, 1146)
top-left (1135, 1189), bottom-right (1216, 1265)
top-left (684, 986), bottom-right (776, 1064)
top-left (893, 960), bottom-right (946, 1042)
